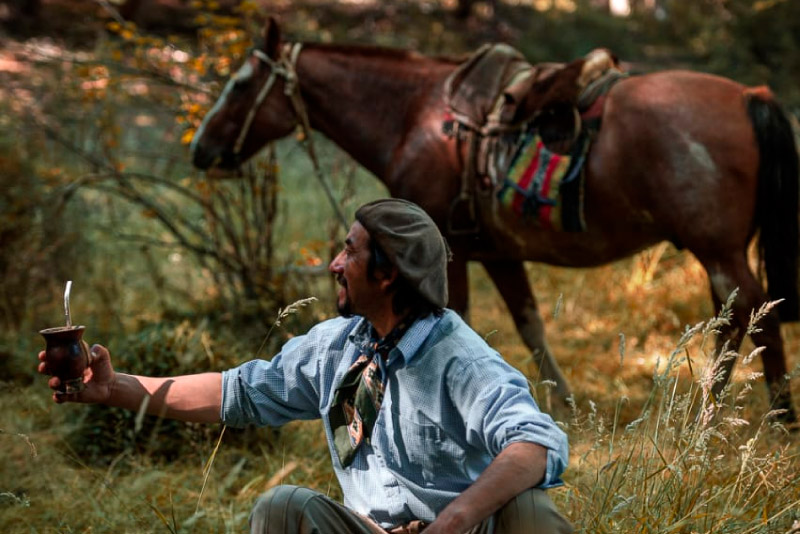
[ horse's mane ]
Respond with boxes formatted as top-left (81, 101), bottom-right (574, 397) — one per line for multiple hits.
top-left (250, 33), bottom-right (469, 66)
top-left (298, 41), bottom-right (464, 65)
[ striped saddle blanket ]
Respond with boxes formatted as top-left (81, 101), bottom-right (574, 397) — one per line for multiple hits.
top-left (497, 129), bottom-right (589, 232)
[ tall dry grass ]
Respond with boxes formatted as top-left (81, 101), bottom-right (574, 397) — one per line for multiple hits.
top-left (558, 295), bottom-right (800, 533)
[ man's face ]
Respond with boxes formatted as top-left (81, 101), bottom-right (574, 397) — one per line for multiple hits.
top-left (328, 222), bottom-right (384, 318)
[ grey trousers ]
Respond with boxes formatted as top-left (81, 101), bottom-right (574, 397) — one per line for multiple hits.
top-left (249, 484), bottom-right (574, 534)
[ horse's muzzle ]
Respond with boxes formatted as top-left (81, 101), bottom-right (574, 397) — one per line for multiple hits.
top-left (192, 146), bottom-right (216, 170)
top-left (192, 146), bottom-right (238, 170)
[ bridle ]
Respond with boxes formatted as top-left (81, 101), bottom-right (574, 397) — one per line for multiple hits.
top-left (232, 42), bottom-right (303, 156)
top-left (232, 42), bottom-right (349, 230)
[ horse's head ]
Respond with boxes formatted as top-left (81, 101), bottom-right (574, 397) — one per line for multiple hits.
top-left (191, 18), bottom-right (300, 170)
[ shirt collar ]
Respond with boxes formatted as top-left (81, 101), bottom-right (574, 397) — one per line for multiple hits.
top-left (348, 313), bottom-right (441, 364)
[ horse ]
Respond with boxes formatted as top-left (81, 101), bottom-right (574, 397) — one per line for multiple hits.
top-left (190, 18), bottom-right (800, 422)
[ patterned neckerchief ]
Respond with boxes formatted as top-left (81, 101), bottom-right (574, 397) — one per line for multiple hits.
top-left (330, 315), bottom-right (415, 467)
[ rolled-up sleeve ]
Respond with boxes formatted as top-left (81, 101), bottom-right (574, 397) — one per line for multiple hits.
top-left (448, 356), bottom-right (569, 488)
top-left (221, 335), bottom-right (323, 427)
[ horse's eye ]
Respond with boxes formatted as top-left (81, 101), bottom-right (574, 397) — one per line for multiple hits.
top-left (231, 63), bottom-right (255, 89)
top-left (232, 79), bottom-right (249, 91)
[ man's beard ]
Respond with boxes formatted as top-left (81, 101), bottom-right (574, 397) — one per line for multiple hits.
top-left (337, 299), bottom-right (353, 318)
top-left (337, 275), bottom-right (353, 317)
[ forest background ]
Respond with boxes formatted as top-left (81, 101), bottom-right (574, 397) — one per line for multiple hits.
top-left (1, 0), bottom-right (800, 532)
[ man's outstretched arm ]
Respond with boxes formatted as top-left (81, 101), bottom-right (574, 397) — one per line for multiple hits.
top-left (39, 344), bottom-right (222, 424)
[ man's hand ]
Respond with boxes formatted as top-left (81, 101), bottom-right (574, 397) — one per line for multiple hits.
top-left (38, 344), bottom-right (115, 405)
top-left (424, 442), bottom-right (548, 533)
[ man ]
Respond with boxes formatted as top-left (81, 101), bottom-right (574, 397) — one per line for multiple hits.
top-left (39, 199), bottom-right (572, 534)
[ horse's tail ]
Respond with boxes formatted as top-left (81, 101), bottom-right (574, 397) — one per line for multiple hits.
top-left (745, 86), bottom-right (800, 322)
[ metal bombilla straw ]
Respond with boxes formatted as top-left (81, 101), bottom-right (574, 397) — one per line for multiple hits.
top-left (64, 280), bottom-right (72, 328)
top-left (40, 280), bottom-right (88, 394)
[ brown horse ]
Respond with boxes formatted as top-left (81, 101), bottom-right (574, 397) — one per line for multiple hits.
top-left (191, 19), bottom-right (800, 421)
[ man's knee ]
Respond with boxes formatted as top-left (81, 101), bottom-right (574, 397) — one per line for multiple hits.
top-left (495, 488), bottom-right (573, 534)
top-left (250, 485), bottom-right (321, 532)
top-left (250, 485), bottom-right (378, 534)
top-left (253, 484), bottom-right (318, 512)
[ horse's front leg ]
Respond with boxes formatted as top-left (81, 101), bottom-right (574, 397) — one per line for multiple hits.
top-left (481, 260), bottom-right (572, 404)
top-left (447, 248), bottom-right (470, 319)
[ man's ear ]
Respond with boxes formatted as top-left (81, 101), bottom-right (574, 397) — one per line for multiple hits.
top-left (377, 266), bottom-right (399, 292)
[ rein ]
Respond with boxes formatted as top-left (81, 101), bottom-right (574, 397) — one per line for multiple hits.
top-left (237, 43), bottom-right (349, 231)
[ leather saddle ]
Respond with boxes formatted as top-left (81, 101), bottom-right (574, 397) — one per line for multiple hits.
top-left (442, 44), bottom-right (621, 234)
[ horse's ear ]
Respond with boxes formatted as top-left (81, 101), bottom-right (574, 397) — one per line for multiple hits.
top-left (262, 16), bottom-right (282, 58)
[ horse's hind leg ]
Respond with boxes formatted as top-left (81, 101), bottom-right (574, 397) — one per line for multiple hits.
top-left (702, 255), bottom-right (796, 422)
top-left (482, 260), bottom-right (571, 402)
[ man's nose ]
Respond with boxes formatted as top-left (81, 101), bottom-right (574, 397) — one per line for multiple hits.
top-left (329, 251), bottom-right (344, 273)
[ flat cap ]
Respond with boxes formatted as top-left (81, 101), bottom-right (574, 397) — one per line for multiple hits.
top-left (355, 199), bottom-right (449, 308)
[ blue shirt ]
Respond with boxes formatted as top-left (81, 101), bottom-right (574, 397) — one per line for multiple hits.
top-left (221, 310), bottom-right (569, 528)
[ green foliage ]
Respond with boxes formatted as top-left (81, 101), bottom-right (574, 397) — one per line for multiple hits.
top-left (0, 124), bottom-right (88, 334)
top-left (511, 5), bottom-right (640, 63)
top-left (727, 0), bottom-right (800, 105)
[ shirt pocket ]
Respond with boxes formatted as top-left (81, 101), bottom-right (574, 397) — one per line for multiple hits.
top-left (395, 412), bottom-right (467, 487)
